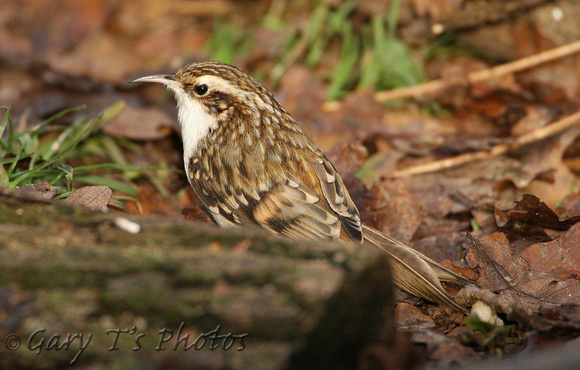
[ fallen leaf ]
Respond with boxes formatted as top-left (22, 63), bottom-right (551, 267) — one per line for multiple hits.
top-left (276, 67), bottom-right (386, 150)
top-left (179, 186), bottom-right (213, 224)
top-left (47, 31), bottom-right (142, 84)
top-left (521, 222), bottom-right (580, 280)
top-left (64, 185), bottom-right (111, 210)
top-left (103, 104), bottom-right (176, 140)
top-left (324, 141), bottom-right (368, 177)
top-left (364, 181), bottom-right (423, 243)
top-left (556, 193), bottom-right (580, 219)
top-left (411, 329), bottom-right (483, 367)
top-left (466, 232), bottom-right (531, 292)
top-left (0, 0), bottom-right (107, 66)
top-left (125, 184), bottom-right (177, 215)
top-left (497, 193), bottom-right (580, 231)
top-left (394, 303), bottom-right (435, 330)
top-left (466, 232), bottom-right (579, 308)
top-left (412, 232), bottom-right (472, 264)
top-left (12, 181), bottom-right (60, 200)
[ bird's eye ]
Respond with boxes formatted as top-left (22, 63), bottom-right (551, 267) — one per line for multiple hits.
top-left (194, 84), bottom-right (208, 96)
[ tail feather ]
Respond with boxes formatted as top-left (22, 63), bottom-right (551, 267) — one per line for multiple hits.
top-left (363, 225), bottom-right (473, 313)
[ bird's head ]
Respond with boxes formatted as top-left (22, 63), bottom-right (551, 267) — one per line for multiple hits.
top-left (132, 62), bottom-right (285, 157)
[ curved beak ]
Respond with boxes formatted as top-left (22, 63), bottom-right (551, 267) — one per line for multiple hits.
top-left (131, 74), bottom-right (180, 89)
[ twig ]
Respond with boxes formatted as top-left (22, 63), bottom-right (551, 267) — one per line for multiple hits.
top-left (375, 39), bottom-right (580, 102)
top-left (391, 110), bottom-right (580, 178)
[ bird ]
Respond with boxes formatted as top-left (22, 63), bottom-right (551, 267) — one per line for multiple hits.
top-left (133, 61), bottom-right (474, 313)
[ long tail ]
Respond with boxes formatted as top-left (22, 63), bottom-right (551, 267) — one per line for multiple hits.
top-left (362, 225), bottom-right (476, 313)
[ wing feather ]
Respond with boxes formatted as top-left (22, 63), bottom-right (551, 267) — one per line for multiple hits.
top-left (253, 179), bottom-right (342, 242)
top-left (312, 158), bottom-right (363, 243)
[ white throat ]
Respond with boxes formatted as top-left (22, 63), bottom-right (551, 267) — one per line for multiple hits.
top-left (170, 87), bottom-right (218, 174)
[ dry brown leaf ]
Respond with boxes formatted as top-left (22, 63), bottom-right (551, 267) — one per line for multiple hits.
top-left (394, 303), bottom-right (435, 330)
top-left (277, 67), bottom-right (386, 150)
top-left (412, 231), bottom-right (472, 263)
top-left (64, 185), bottom-right (111, 210)
top-left (103, 104), bottom-right (176, 140)
top-left (47, 32), bottom-right (143, 84)
top-left (556, 192), bottom-right (580, 219)
top-left (517, 129), bottom-right (580, 203)
top-left (13, 181), bottom-right (60, 200)
top-left (521, 222), bottom-right (580, 280)
top-left (0, 0), bottom-right (107, 66)
top-left (421, 0), bottom-right (464, 22)
top-left (466, 232), bottom-right (579, 308)
top-left (364, 181), bottom-right (423, 243)
top-left (0, 69), bottom-right (36, 106)
top-left (324, 141), bottom-right (368, 177)
top-left (466, 232), bottom-right (529, 292)
top-left (125, 184), bottom-right (177, 216)
top-left (411, 330), bottom-right (482, 367)
top-left (179, 186), bottom-right (213, 223)
top-left (276, 66), bottom-right (326, 142)
top-left (497, 193), bottom-right (580, 231)
top-left (510, 105), bottom-right (553, 136)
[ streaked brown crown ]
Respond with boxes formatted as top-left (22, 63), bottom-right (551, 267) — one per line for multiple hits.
top-left (176, 62), bottom-right (267, 94)
top-left (174, 62), bottom-right (283, 116)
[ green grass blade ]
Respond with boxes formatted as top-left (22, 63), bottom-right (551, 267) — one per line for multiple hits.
top-left (73, 163), bottom-right (181, 173)
top-left (28, 105), bottom-right (85, 136)
top-left (327, 26), bottom-right (360, 101)
top-left (6, 143), bottom-right (25, 178)
top-left (40, 114), bottom-right (85, 161)
top-left (99, 135), bottom-right (128, 164)
top-left (357, 26), bottom-right (377, 89)
top-left (55, 190), bottom-right (74, 200)
top-left (305, 37), bottom-right (328, 67)
top-left (329, 0), bottom-right (357, 33)
top-left (97, 101), bottom-right (126, 130)
top-left (72, 174), bottom-right (138, 196)
top-left (0, 106), bottom-right (10, 141)
top-left (41, 102), bottom-right (124, 163)
top-left (262, 0), bottom-right (287, 30)
top-left (46, 163), bottom-right (74, 191)
top-left (386, 0), bottom-right (401, 37)
top-left (304, 3), bottom-right (328, 44)
top-left (0, 163), bottom-right (8, 187)
top-left (10, 168), bottom-right (58, 188)
top-left (36, 112), bottom-right (103, 172)
top-left (7, 107), bottom-right (15, 153)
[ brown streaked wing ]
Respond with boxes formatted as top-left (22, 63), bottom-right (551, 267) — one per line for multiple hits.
top-left (253, 178), bottom-right (343, 242)
top-left (312, 158), bottom-right (363, 243)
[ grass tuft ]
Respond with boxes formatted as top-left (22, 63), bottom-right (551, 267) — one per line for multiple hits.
top-left (202, 0), bottom-right (426, 101)
top-left (0, 104), bottom-right (180, 199)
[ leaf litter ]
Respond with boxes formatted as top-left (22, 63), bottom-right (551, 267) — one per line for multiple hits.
top-left (1, 0), bottom-right (580, 367)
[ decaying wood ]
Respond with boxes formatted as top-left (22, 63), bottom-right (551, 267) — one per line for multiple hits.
top-left (0, 192), bottom-right (399, 369)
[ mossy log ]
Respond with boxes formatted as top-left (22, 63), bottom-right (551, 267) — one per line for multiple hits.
top-left (0, 193), bottom-right (399, 369)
